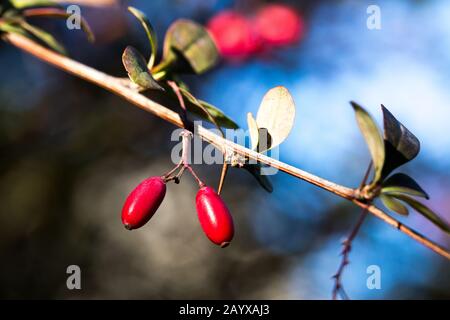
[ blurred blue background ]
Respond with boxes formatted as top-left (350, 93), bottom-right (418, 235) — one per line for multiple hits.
top-left (0, 0), bottom-right (449, 299)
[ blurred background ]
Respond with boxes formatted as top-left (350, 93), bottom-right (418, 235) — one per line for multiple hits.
top-left (1, 0), bottom-right (450, 299)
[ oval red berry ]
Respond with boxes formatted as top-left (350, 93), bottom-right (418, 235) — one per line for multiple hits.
top-left (121, 176), bottom-right (166, 230)
top-left (196, 186), bottom-right (234, 247)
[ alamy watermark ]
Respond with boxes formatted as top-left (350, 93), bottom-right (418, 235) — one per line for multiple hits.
top-left (367, 5), bottom-right (382, 30)
top-left (66, 265), bottom-right (81, 290)
top-left (366, 264), bottom-right (381, 290)
top-left (66, 5), bottom-right (82, 31)
top-left (170, 121), bottom-right (279, 176)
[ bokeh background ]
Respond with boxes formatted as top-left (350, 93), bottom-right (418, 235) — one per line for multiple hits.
top-left (1, 0), bottom-right (450, 299)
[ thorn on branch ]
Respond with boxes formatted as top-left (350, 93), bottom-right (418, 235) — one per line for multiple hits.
top-left (332, 207), bottom-right (369, 300)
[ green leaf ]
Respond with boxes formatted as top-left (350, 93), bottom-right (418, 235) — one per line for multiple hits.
top-left (380, 194), bottom-right (409, 216)
top-left (381, 105), bottom-right (420, 177)
top-left (255, 86), bottom-right (296, 152)
top-left (22, 7), bottom-right (95, 42)
top-left (243, 163), bottom-right (273, 193)
top-left (122, 46), bottom-right (163, 91)
top-left (163, 19), bottom-right (219, 74)
top-left (351, 101), bottom-right (385, 184)
top-left (9, 0), bottom-right (58, 9)
top-left (381, 173), bottom-right (429, 199)
top-left (198, 100), bottom-right (238, 129)
top-left (19, 21), bottom-right (66, 54)
top-left (127, 6), bottom-right (158, 69)
top-left (392, 194), bottom-right (450, 234)
top-left (0, 22), bottom-right (27, 36)
top-left (174, 78), bottom-right (190, 92)
top-left (177, 87), bottom-right (222, 131)
top-left (0, 7), bottom-right (19, 19)
top-left (178, 87), bottom-right (238, 129)
top-left (247, 112), bottom-right (259, 151)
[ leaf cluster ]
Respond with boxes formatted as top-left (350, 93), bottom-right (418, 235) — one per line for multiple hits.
top-left (352, 102), bottom-right (449, 233)
top-left (0, 0), bottom-right (94, 55)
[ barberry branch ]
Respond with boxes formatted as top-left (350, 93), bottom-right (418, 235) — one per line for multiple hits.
top-left (3, 32), bottom-right (450, 260)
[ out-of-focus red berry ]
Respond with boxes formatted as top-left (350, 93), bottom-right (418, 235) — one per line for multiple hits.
top-left (207, 11), bottom-right (261, 59)
top-left (254, 4), bottom-right (304, 47)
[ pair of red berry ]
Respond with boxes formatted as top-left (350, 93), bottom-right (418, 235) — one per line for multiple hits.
top-left (207, 4), bottom-right (305, 59)
top-left (121, 177), bottom-right (234, 248)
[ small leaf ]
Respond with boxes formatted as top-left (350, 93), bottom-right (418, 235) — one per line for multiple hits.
top-left (1, 7), bottom-right (19, 19)
top-left (381, 173), bottom-right (429, 199)
top-left (122, 46), bottom-right (163, 91)
top-left (178, 87), bottom-right (238, 129)
top-left (163, 19), bottom-right (219, 74)
top-left (247, 112), bottom-right (259, 151)
top-left (381, 105), bottom-right (420, 177)
top-left (198, 100), bottom-right (238, 129)
top-left (243, 163), bottom-right (273, 193)
top-left (380, 194), bottom-right (409, 216)
top-left (0, 22), bottom-right (28, 36)
top-left (255, 86), bottom-right (295, 152)
top-left (393, 194), bottom-right (450, 234)
top-left (177, 87), bottom-right (223, 131)
top-left (175, 80), bottom-right (190, 92)
top-left (127, 6), bottom-right (158, 69)
top-left (22, 7), bottom-right (95, 42)
top-left (351, 101), bottom-right (385, 184)
top-left (9, 0), bottom-right (58, 9)
top-left (19, 21), bottom-right (66, 54)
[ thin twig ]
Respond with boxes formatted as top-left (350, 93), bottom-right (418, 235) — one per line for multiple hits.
top-left (217, 162), bottom-right (228, 195)
top-left (358, 161), bottom-right (373, 190)
top-left (167, 81), bottom-right (187, 114)
top-left (180, 130), bottom-right (204, 187)
top-left (162, 130), bottom-right (205, 187)
top-left (332, 162), bottom-right (373, 300)
top-left (162, 160), bottom-right (182, 182)
top-left (172, 83), bottom-right (227, 193)
top-left (3, 32), bottom-right (450, 261)
top-left (332, 207), bottom-right (369, 300)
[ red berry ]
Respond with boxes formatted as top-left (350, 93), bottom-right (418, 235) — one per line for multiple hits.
top-left (254, 4), bottom-right (304, 47)
top-left (207, 11), bottom-right (262, 59)
top-left (196, 186), bottom-right (234, 247)
top-left (121, 176), bottom-right (166, 230)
